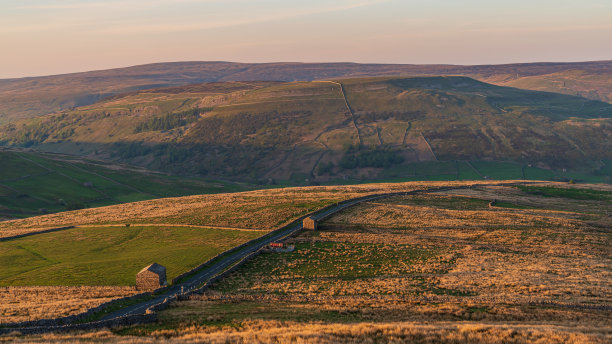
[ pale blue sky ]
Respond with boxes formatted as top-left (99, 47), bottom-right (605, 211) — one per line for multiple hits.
top-left (1, 0), bottom-right (611, 78)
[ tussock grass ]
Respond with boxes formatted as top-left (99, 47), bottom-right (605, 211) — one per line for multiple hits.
top-left (4, 181), bottom-right (611, 342)
top-left (117, 182), bottom-right (612, 342)
top-left (0, 180), bottom-right (518, 238)
top-left (0, 286), bottom-right (137, 324)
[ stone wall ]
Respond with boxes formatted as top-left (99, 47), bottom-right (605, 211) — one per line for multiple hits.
top-left (0, 313), bottom-right (156, 335)
top-left (137, 271), bottom-right (163, 291)
top-left (1, 183), bottom-right (529, 335)
top-left (0, 226), bottom-right (75, 242)
top-left (0, 291), bottom-right (153, 332)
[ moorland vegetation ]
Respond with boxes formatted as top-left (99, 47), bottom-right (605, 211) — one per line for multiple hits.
top-left (1, 77), bottom-right (610, 185)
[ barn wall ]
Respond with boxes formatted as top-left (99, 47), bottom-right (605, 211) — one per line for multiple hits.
top-left (136, 271), bottom-right (162, 291)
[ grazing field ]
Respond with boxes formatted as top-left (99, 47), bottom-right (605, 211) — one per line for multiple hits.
top-left (469, 161), bottom-right (524, 180)
top-left (0, 286), bottom-right (138, 324)
top-left (0, 149), bottom-right (249, 219)
top-left (0, 226), bottom-right (263, 286)
top-left (0, 181), bottom-right (477, 323)
top-left (96, 183), bottom-right (612, 343)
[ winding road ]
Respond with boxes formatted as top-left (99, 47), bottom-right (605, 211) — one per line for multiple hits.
top-left (3, 182), bottom-right (537, 333)
top-left (102, 183), bottom-right (526, 319)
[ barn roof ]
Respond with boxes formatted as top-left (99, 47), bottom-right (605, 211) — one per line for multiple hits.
top-left (138, 263), bottom-right (166, 275)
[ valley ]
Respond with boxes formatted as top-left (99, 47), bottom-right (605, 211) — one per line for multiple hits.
top-left (2, 77), bottom-right (610, 188)
top-left (2, 0), bottom-right (610, 342)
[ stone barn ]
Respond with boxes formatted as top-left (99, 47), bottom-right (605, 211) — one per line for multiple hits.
top-left (303, 216), bottom-right (318, 230)
top-left (136, 263), bottom-right (167, 291)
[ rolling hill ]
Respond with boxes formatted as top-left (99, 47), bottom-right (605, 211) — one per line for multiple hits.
top-left (0, 60), bottom-right (610, 124)
top-left (1, 76), bottom-right (610, 184)
top-left (0, 148), bottom-right (250, 220)
top-left (1, 180), bottom-right (611, 342)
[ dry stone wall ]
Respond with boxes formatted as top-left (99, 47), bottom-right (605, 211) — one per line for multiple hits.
top-left (1, 183), bottom-right (534, 335)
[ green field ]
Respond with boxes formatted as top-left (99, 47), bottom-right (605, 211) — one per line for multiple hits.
top-left (0, 226), bottom-right (263, 286)
top-left (370, 160), bottom-right (590, 184)
top-left (0, 150), bottom-right (251, 219)
top-left (470, 161), bottom-right (524, 180)
top-left (515, 185), bottom-right (612, 201)
top-left (523, 166), bottom-right (557, 180)
top-left (456, 161), bottom-right (482, 180)
top-left (333, 159), bottom-right (610, 185)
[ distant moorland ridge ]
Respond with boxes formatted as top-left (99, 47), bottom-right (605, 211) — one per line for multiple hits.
top-left (1, 60), bottom-right (611, 123)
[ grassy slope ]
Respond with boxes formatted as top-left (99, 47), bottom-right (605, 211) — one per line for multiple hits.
top-left (2, 77), bottom-right (609, 184)
top-left (0, 180), bottom-right (404, 287)
top-left (0, 180), bottom-right (445, 287)
top-left (482, 69), bottom-right (612, 103)
top-left (1, 181), bottom-right (605, 289)
top-left (0, 225), bottom-right (262, 286)
top-left (0, 149), bottom-right (250, 219)
top-left (0, 180), bottom-right (462, 236)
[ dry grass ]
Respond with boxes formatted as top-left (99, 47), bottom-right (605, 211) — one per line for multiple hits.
top-left (0, 286), bottom-right (137, 324)
top-left (4, 181), bottom-right (610, 343)
top-left (440, 185), bottom-right (612, 214)
top-left (3, 321), bottom-right (609, 343)
top-left (330, 200), bottom-right (583, 230)
top-left (0, 180), bottom-right (521, 239)
top-left (107, 183), bottom-right (611, 342)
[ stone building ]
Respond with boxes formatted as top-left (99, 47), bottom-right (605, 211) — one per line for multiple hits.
top-left (303, 216), bottom-right (318, 230)
top-left (136, 263), bottom-right (167, 291)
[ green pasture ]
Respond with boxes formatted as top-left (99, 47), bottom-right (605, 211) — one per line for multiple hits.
top-left (0, 225), bottom-right (263, 286)
top-left (0, 150), bottom-right (250, 218)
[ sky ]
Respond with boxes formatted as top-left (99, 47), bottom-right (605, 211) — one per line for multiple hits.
top-left (1, 0), bottom-right (611, 78)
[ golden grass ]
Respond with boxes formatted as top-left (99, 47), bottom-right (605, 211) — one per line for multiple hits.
top-left (0, 180), bottom-right (523, 239)
top-left (441, 185), bottom-right (612, 214)
top-left (330, 201), bottom-right (582, 230)
top-left (0, 286), bottom-right (137, 324)
top-left (118, 183), bottom-right (610, 342)
top-left (3, 321), bottom-right (609, 343)
top-left (4, 181), bottom-right (610, 343)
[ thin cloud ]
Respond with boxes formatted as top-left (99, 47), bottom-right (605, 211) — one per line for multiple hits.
top-left (13, 0), bottom-right (222, 10)
top-left (6, 0), bottom-right (389, 34)
top-left (94, 0), bottom-right (389, 35)
top-left (15, 1), bottom-right (130, 10)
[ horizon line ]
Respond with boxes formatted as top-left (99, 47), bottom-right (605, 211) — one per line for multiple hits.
top-left (2, 58), bottom-right (611, 81)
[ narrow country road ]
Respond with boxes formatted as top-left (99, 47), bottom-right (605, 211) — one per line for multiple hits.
top-left (102, 182), bottom-right (531, 319)
top-left (4, 181), bottom-right (538, 333)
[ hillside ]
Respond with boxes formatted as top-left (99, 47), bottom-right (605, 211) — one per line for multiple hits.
top-left (1, 76), bottom-right (610, 184)
top-left (0, 60), bottom-right (610, 123)
top-left (0, 148), bottom-right (249, 220)
top-left (483, 69), bottom-right (612, 103)
top-left (1, 181), bottom-right (610, 342)
top-left (0, 180), bottom-right (446, 284)
top-left (0, 180), bottom-right (570, 285)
